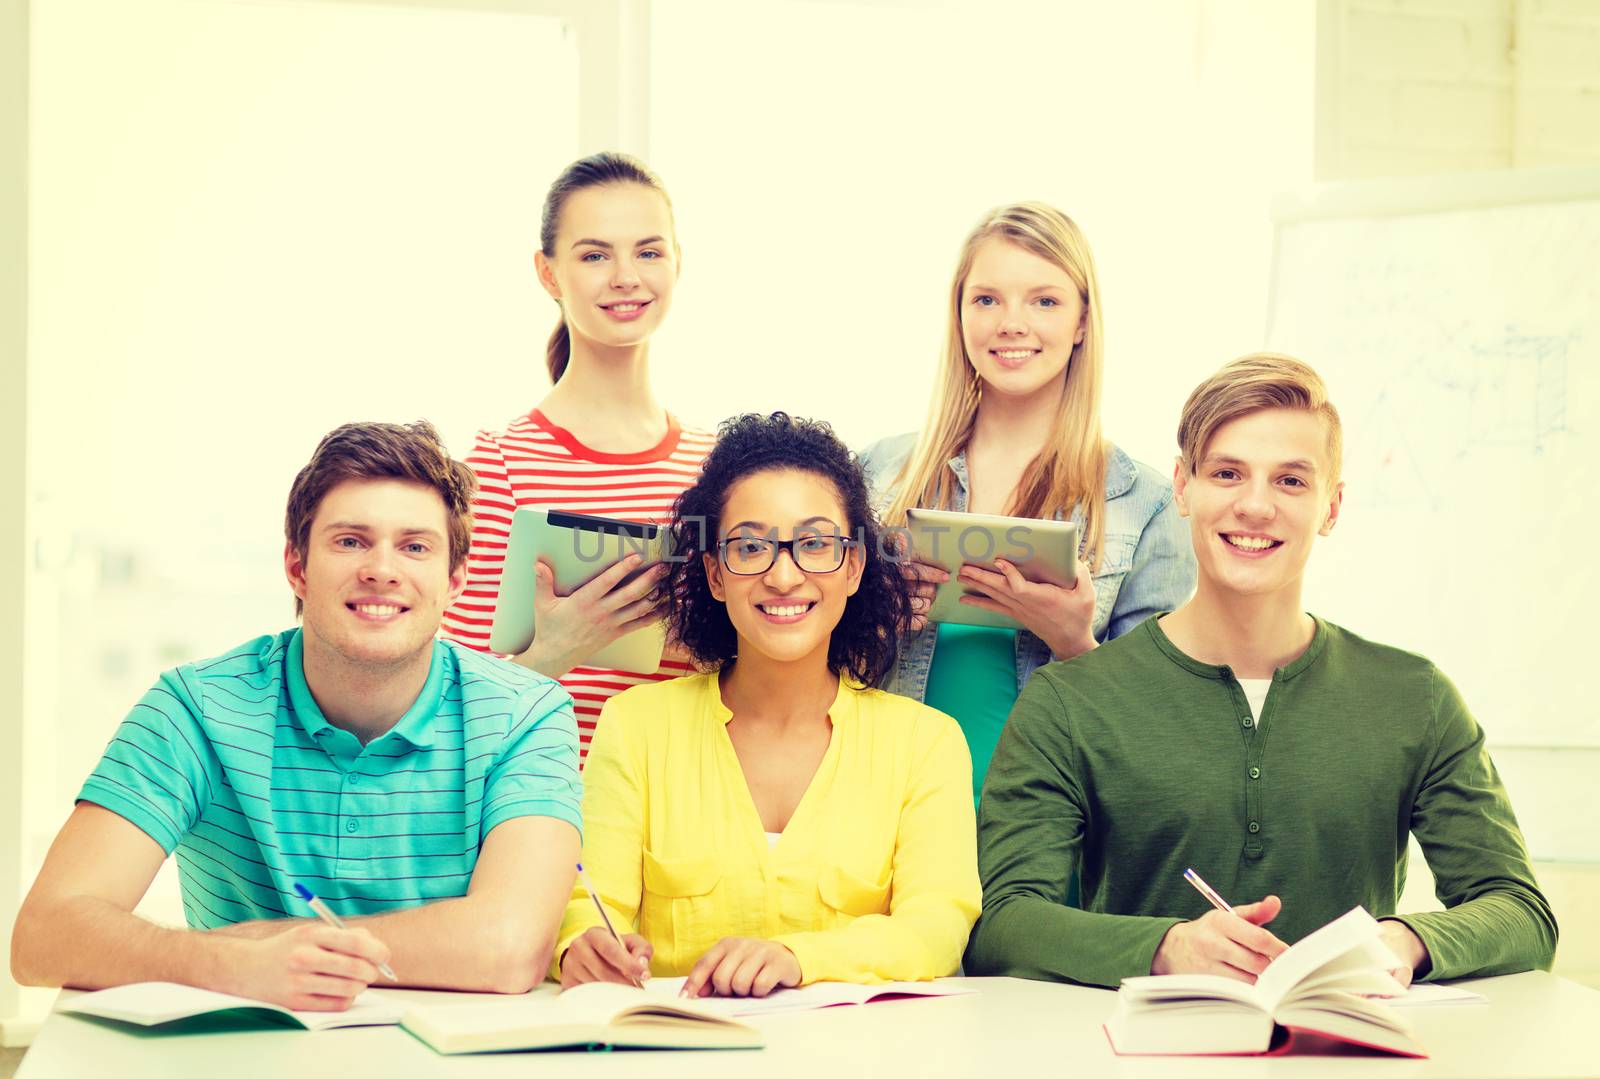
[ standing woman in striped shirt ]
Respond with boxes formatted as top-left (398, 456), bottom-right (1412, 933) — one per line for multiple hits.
top-left (442, 154), bottom-right (715, 756)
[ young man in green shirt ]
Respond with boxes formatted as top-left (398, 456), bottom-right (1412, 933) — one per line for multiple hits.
top-left (966, 353), bottom-right (1557, 988)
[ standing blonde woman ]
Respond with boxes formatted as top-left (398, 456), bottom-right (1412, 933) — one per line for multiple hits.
top-left (861, 203), bottom-right (1195, 805)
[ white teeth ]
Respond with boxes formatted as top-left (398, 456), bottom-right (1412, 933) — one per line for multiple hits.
top-left (608, 302), bottom-right (642, 312)
top-left (994, 349), bottom-right (1036, 359)
top-left (1224, 535), bottom-right (1275, 551)
top-left (761, 604), bottom-right (809, 618)
top-left (354, 604), bottom-right (403, 616)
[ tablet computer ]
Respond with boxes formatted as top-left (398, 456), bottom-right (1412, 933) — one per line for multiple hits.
top-left (903, 507), bottom-right (1079, 631)
top-left (489, 509), bottom-right (668, 675)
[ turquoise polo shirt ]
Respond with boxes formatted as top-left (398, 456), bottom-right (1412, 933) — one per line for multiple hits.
top-left (78, 628), bottom-right (582, 927)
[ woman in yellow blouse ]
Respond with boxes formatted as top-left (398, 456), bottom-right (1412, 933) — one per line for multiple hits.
top-left (556, 413), bottom-right (980, 997)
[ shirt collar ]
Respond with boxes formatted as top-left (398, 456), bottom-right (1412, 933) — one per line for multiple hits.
top-left (708, 668), bottom-right (858, 727)
top-left (1142, 613), bottom-right (1328, 681)
top-left (286, 628), bottom-right (445, 748)
top-left (1103, 443), bottom-right (1137, 499)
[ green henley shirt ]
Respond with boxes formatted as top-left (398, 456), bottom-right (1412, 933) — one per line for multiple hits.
top-left (965, 615), bottom-right (1557, 988)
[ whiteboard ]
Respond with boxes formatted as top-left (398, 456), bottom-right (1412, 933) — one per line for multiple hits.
top-left (1266, 167), bottom-right (1600, 750)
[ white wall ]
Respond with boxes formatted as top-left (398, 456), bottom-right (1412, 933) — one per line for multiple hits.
top-left (648, 0), bottom-right (1317, 472)
top-left (21, 0), bottom-right (579, 961)
top-left (1319, 0), bottom-right (1600, 178)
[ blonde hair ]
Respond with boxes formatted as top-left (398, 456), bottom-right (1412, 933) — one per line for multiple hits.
top-left (884, 202), bottom-right (1108, 569)
top-left (1177, 352), bottom-right (1344, 486)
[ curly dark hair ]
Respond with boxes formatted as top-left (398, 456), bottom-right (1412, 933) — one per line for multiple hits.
top-left (661, 413), bottom-right (911, 685)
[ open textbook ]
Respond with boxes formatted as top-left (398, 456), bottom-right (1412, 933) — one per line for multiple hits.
top-left (401, 978), bottom-right (970, 1053)
top-left (58, 982), bottom-right (404, 1031)
top-left (401, 982), bottom-right (762, 1054)
top-left (1105, 907), bottom-right (1427, 1058)
top-left (649, 977), bottom-right (974, 1016)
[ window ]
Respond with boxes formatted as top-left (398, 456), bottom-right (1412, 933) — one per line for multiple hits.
top-left (25, 0), bottom-right (578, 908)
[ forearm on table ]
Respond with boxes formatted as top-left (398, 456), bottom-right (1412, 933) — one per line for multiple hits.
top-left (343, 893), bottom-right (562, 993)
top-left (1389, 888), bottom-right (1557, 980)
top-left (964, 892), bottom-right (1180, 987)
top-left (11, 894), bottom-right (243, 992)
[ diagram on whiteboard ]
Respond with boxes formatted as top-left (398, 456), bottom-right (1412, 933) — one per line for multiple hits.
top-left (1267, 192), bottom-right (1600, 750)
top-left (1461, 328), bottom-right (1569, 453)
top-left (1351, 326), bottom-right (1575, 511)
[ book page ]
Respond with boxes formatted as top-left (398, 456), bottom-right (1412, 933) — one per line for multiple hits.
top-left (1285, 944), bottom-right (1408, 1002)
top-left (558, 981), bottom-right (740, 1026)
top-left (1275, 992), bottom-right (1422, 1056)
top-left (659, 980), bottom-right (975, 1017)
top-left (1105, 992), bottom-right (1275, 1055)
top-left (400, 996), bottom-right (569, 1036)
top-left (1254, 908), bottom-right (1400, 1009)
top-left (58, 982), bottom-right (401, 1030)
top-left (294, 993), bottom-right (404, 1030)
top-left (1388, 983), bottom-right (1487, 1007)
top-left (1116, 974), bottom-right (1266, 1010)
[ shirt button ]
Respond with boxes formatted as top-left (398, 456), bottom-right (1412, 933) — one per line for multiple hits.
top-left (345, 819), bottom-right (360, 834)
top-left (349, 774), bottom-right (361, 786)
top-left (1248, 821), bottom-right (1261, 834)
top-left (1249, 767), bottom-right (1261, 779)
top-left (1241, 717), bottom-right (1254, 728)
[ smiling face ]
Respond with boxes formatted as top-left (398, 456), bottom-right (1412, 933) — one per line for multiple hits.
top-left (704, 468), bottom-right (865, 670)
top-left (960, 237), bottom-right (1086, 402)
top-left (536, 182), bottom-right (678, 353)
top-left (285, 478), bottom-right (467, 671)
top-left (1174, 408), bottom-right (1344, 604)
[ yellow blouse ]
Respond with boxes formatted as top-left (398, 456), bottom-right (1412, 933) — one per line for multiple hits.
top-left (554, 671), bottom-right (980, 984)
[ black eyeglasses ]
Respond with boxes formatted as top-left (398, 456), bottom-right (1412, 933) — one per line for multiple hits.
top-left (717, 534), bottom-right (857, 576)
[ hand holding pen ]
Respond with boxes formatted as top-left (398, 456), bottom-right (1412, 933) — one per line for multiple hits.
top-left (294, 883), bottom-right (398, 981)
top-left (560, 862), bottom-right (653, 990)
top-left (1148, 868), bottom-right (1288, 983)
top-left (229, 884), bottom-right (394, 1012)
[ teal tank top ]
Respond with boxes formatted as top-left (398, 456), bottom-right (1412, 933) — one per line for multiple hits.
top-left (922, 622), bottom-right (1018, 809)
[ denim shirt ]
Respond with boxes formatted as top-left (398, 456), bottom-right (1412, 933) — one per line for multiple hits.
top-left (858, 432), bottom-right (1197, 702)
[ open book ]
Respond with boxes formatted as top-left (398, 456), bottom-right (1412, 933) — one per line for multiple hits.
top-left (650, 977), bottom-right (974, 1017)
top-left (58, 982), bottom-right (403, 1031)
top-left (1105, 907), bottom-right (1426, 1058)
top-left (401, 982), bottom-right (763, 1054)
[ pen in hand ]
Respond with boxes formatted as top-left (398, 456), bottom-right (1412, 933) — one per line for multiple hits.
top-left (1182, 867), bottom-right (1235, 914)
top-left (576, 862), bottom-right (646, 988)
top-left (292, 883), bottom-right (398, 982)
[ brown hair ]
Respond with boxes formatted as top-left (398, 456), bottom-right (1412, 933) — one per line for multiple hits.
top-left (284, 420), bottom-right (477, 615)
top-left (1177, 352), bottom-right (1344, 486)
top-left (884, 202), bottom-right (1109, 569)
top-left (539, 152), bottom-right (675, 384)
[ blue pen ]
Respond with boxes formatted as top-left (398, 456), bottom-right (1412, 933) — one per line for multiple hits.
top-left (1182, 867), bottom-right (1236, 914)
top-left (293, 883), bottom-right (398, 981)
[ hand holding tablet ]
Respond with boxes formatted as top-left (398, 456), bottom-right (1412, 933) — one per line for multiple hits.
top-left (955, 556), bottom-right (1098, 659)
top-left (491, 510), bottom-right (670, 676)
top-left (901, 509), bottom-right (1094, 655)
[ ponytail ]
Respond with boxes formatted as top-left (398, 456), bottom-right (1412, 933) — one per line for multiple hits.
top-left (546, 319), bottom-right (571, 384)
top-left (539, 152), bottom-right (674, 386)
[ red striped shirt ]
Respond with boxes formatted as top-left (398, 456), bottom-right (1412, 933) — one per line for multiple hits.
top-left (442, 409), bottom-right (715, 758)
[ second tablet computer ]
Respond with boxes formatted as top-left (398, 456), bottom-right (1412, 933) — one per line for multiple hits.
top-left (903, 508), bottom-right (1079, 631)
top-left (489, 509), bottom-right (667, 674)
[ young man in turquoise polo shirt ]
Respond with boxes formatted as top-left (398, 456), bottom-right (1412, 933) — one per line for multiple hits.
top-left (967, 353), bottom-right (1556, 988)
top-left (12, 421), bottom-right (583, 1009)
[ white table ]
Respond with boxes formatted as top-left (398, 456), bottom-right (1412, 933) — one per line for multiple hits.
top-left (18, 973), bottom-right (1600, 1078)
